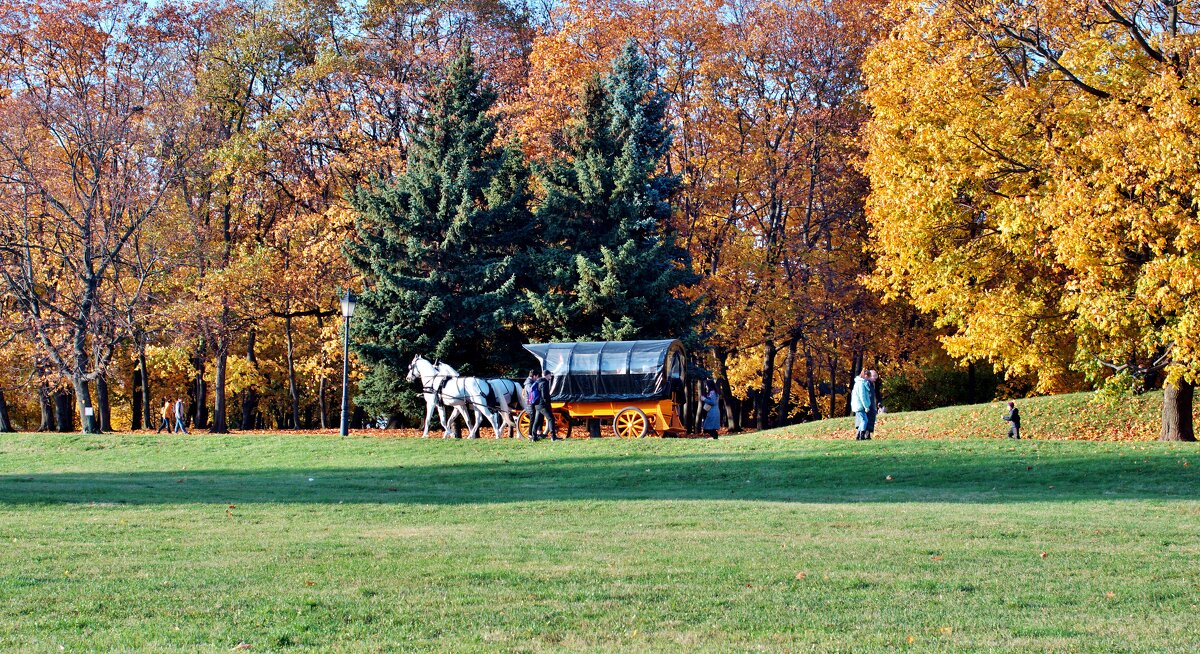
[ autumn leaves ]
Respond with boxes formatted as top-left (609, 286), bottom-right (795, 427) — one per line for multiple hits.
top-left (863, 0), bottom-right (1200, 440)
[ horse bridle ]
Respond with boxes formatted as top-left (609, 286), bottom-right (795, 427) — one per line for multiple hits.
top-left (410, 356), bottom-right (453, 405)
top-left (410, 356), bottom-right (514, 415)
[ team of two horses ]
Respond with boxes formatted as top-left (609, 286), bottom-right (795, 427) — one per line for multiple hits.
top-left (405, 355), bottom-right (530, 439)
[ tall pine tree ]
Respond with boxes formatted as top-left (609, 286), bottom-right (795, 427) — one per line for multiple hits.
top-left (347, 41), bottom-right (532, 420)
top-left (529, 40), bottom-right (697, 343)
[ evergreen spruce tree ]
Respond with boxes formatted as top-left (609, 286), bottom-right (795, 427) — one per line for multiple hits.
top-left (346, 41), bottom-right (532, 420)
top-left (529, 40), bottom-right (698, 343)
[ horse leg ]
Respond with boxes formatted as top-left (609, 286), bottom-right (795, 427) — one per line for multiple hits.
top-left (498, 409), bottom-right (513, 439)
top-left (439, 403), bottom-right (454, 439)
top-left (467, 404), bottom-right (485, 439)
top-left (422, 398), bottom-right (436, 439)
top-left (488, 408), bottom-right (504, 439)
top-left (450, 404), bottom-right (470, 439)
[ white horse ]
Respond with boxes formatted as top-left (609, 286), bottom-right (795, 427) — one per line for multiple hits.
top-left (406, 355), bottom-right (479, 438)
top-left (407, 355), bottom-right (531, 439)
top-left (474, 378), bottom-right (531, 439)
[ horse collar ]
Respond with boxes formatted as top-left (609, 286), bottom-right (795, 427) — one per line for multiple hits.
top-left (432, 376), bottom-right (451, 404)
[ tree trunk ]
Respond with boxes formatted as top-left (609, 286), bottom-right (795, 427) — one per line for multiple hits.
top-left (318, 373), bottom-right (328, 429)
top-left (211, 348), bottom-right (229, 433)
top-left (0, 389), bottom-right (14, 432)
top-left (96, 375), bottom-right (112, 432)
top-left (68, 379), bottom-right (93, 433)
top-left (1160, 380), bottom-right (1196, 442)
top-left (805, 345), bottom-right (821, 421)
top-left (193, 346), bottom-right (208, 429)
top-left (713, 348), bottom-right (737, 431)
top-left (241, 329), bottom-right (257, 430)
top-left (827, 358), bottom-right (838, 419)
top-left (316, 315), bottom-right (328, 429)
top-left (132, 367), bottom-right (144, 431)
top-left (55, 388), bottom-right (76, 432)
top-left (38, 383), bottom-right (54, 432)
top-left (285, 315), bottom-right (300, 430)
top-left (967, 361), bottom-right (977, 404)
top-left (757, 338), bottom-right (776, 430)
top-left (774, 339), bottom-right (798, 427)
top-left (139, 347), bottom-right (153, 429)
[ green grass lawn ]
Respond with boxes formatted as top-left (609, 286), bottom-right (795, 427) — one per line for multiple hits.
top-left (1, 427), bottom-right (1198, 652)
top-left (778, 391), bottom-right (1170, 441)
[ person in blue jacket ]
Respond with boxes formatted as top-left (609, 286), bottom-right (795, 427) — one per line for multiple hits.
top-left (850, 370), bottom-right (875, 441)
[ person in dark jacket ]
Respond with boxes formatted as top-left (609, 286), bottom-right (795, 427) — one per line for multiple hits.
top-left (701, 380), bottom-right (720, 439)
top-left (532, 371), bottom-right (559, 441)
top-left (1003, 401), bottom-right (1021, 439)
top-left (864, 370), bottom-right (883, 440)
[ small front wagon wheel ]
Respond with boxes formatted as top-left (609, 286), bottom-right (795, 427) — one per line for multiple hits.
top-left (517, 410), bottom-right (532, 439)
top-left (614, 407), bottom-right (649, 438)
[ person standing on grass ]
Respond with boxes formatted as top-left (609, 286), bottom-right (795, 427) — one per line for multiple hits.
top-left (155, 400), bottom-right (173, 434)
top-left (532, 371), bottom-right (559, 441)
top-left (523, 369), bottom-right (540, 439)
top-left (864, 370), bottom-right (883, 440)
top-left (701, 380), bottom-right (721, 439)
top-left (1004, 401), bottom-right (1021, 439)
top-left (173, 397), bottom-right (189, 434)
top-left (850, 369), bottom-right (874, 441)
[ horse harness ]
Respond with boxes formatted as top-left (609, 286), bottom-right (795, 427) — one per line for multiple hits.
top-left (430, 376), bottom-right (452, 407)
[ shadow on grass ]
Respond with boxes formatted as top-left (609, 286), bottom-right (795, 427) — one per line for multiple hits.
top-left (1, 449), bottom-right (1196, 505)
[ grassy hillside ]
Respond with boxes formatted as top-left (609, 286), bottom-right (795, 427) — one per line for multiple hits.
top-left (772, 391), bottom-right (1170, 442)
top-left (0, 432), bottom-right (1197, 652)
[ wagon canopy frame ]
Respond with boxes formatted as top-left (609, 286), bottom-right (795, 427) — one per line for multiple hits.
top-left (522, 339), bottom-right (686, 403)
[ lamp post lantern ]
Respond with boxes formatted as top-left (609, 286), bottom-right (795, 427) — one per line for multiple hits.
top-left (339, 290), bottom-right (357, 437)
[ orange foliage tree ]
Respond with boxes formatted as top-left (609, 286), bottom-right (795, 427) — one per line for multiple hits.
top-left (518, 0), bottom-right (905, 428)
top-left (0, 0), bottom-right (201, 433)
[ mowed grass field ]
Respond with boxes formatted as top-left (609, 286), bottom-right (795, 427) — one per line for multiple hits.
top-left (777, 391), bottom-right (1172, 441)
top-left (1, 417), bottom-right (1198, 652)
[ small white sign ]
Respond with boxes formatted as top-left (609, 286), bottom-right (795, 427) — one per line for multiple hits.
top-left (84, 407), bottom-right (94, 417)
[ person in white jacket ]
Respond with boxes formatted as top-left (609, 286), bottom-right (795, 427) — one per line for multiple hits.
top-left (850, 370), bottom-right (875, 441)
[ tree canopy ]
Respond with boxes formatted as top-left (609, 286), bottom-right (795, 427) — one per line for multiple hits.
top-left (864, 0), bottom-right (1200, 440)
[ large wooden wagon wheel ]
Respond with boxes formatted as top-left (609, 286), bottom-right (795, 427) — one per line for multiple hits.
top-left (516, 410), bottom-right (573, 439)
top-left (614, 407), bottom-right (650, 438)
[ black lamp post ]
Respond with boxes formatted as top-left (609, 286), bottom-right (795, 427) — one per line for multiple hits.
top-left (339, 290), bottom-right (356, 437)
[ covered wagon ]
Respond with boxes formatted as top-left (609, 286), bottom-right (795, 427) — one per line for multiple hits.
top-left (518, 339), bottom-right (687, 438)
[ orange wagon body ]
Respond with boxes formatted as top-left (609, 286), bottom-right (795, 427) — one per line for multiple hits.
top-left (517, 340), bottom-right (687, 438)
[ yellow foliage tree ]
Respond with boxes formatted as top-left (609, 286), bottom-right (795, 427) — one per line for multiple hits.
top-left (864, 0), bottom-right (1200, 440)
